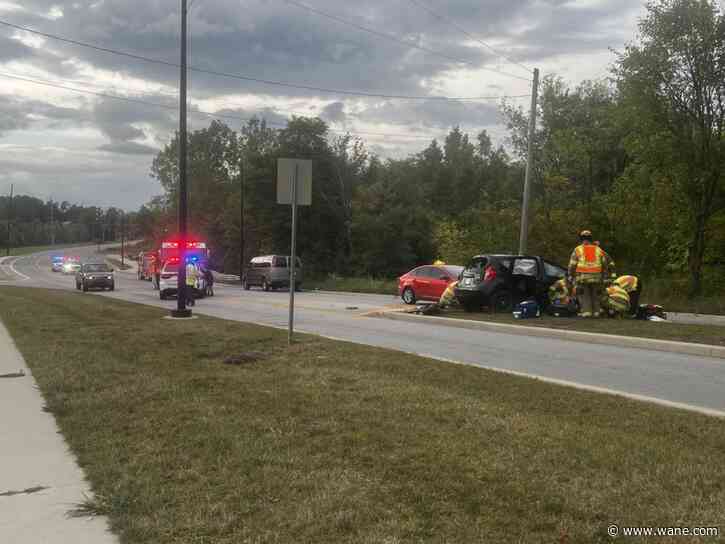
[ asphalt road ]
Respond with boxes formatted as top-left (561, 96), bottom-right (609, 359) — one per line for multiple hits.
top-left (3, 246), bottom-right (725, 416)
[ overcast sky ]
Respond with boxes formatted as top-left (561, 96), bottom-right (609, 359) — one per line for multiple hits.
top-left (0, 0), bottom-right (647, 210)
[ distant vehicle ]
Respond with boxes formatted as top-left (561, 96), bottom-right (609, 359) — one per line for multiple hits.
top-left (398, 264), bottom-right (464, 304)
top-left (76, 262), bottom-right (115, 292)
top-left (454, 254), bottom-right (566, 312)
top-left (242, 255), bottom-right (303, 291)
top-left (62, 257), bottom-right (81, 275)
top-left (159, 259), bottom-right (208, 300)
top-left (51, 256), bottom-right (64, 272)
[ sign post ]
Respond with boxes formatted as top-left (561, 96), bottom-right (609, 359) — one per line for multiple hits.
top-left (277, 158), bottom-right (312, 345)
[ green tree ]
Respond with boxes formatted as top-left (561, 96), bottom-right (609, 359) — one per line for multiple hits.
top-left (616, 0), bottom-right (725, 294)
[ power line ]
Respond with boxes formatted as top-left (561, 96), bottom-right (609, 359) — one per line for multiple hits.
top-left (0, 71), bottom-right (447, 141)
top-left (282, 0), bottom-right (531, 82)
top-left (406, 0), bottom-right (533, 75)
top-left (0, 18), bottom-right (529, 101)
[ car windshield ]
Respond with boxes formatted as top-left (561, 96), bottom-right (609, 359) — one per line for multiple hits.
top-left (84, 264), bottom-right (110, 272)
top-left (164, 263), bottom-right (179, 273)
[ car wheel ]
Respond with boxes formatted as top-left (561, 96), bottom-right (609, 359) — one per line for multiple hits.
top-left (492, 290), bottom-right (512, 313)
top-left (402, 287), bottom-right (416, 305)
top-left (242, 277), bottom-right (250, 290)
top-left (160, 290), bottom-right (166, 300)
top-left (82, 281), bottom-right (88, 292)
top-left (262, 278), bottom-right (270, 292)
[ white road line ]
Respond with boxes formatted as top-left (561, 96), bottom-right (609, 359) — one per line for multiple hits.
top-left (7, 256), bottom-right (31, 281)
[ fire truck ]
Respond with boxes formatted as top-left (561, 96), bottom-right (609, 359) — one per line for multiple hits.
top-left (137, 238), bottom-right (210, 282)
top-left (158, 238), bottom-right (209, 265)
top-left (137, 251), bottom-right (157, 281)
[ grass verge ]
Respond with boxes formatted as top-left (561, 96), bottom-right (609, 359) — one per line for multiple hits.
top-left (5, 242), bottom-right (91, 257)
top-left (1, 287), bottom-right (724, 543)
top-left (106, 256), bottom-right (132, 271)
top-left (438, 309), bottom-right (725, 347)
top-left (306, 275), bottom-right (398, 295)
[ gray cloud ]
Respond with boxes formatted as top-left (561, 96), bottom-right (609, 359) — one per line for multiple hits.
top-left (98, 141), bottom-right (158, 154)
top-left (0, 0), bottom-right (642, 208)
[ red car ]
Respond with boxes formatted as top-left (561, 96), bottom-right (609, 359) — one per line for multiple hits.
top-left (398, 264), bottom-right (464, 304)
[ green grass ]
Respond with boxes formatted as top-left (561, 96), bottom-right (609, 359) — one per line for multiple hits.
top-left (3, 242), bottom-right (92, 257)
top-left (440, 309), bottom-right (725, 347)
top-left (306, 275), bottom-right (398, 295)
top-left (643, 277), bottom-right (725, 315)
top-left (1, 287), bottom-right (725, 543)
top-left (106, 256), bottom-right (132, 270)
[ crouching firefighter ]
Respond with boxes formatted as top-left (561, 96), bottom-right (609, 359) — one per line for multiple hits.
top-left (548, 278), bottom-right (578, 316)
top-left (613, 275), bottom-right (642, 316)
top-left (568, 230), bottom-right (607, 318)
top-left (601, 284), bottom-right (630, 318)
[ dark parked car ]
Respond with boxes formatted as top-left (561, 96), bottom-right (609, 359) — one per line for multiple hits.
top-left (454, 254), bottom-right (566, 312)
top-left (76, 262), bottom-right (115, 292)
top-left (398, 264), bottom-right (465, 304)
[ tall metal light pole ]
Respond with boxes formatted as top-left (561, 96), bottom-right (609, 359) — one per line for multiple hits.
top-left (518, 67), bottom-right (540, 255)
top-left (172, 0), bottom-right (191, 318)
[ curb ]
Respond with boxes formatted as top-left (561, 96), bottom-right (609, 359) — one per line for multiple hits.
top-left (376, 311), bottom-right (725, 360)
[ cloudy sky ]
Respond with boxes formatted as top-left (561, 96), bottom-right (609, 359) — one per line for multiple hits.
top-left (0, 0), bottom-right (647, 210)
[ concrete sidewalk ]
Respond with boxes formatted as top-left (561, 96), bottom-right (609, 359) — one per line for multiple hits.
top-left (0, 320), bottom-right (118, 543)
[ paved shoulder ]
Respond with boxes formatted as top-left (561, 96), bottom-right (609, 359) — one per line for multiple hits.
top-left (0, 320), bottom-right (118, 544)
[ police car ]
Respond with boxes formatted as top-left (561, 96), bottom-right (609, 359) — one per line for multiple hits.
top-left (51, 256), bottom-right (64, 272)
top-left (159, 258), bottom-right (208, 300)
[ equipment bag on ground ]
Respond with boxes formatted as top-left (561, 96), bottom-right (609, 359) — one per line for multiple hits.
top-left (513, 300), bottom-right (541, 319)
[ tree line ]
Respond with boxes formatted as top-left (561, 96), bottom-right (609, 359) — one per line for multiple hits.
top-left (0, 196), bottom-right (134, 249)
top-left (25, 0), bottom-right (704, 299)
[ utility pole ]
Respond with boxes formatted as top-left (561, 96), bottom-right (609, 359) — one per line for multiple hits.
top-left (121, 211), bottom-right (125, 268)
top-left (239, 151), bottom-right (245, 283)
top-left (6, 184), bottom-right (13, 256)
top-left (518, 67), bottom-right (540, 255)
top-left (49, 198), bottom-right (55, 246)
top-left (172, 0), bottom-right (191, 318)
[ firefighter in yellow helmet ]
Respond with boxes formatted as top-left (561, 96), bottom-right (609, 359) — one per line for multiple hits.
top-left (568, 230), bottom-right (607, 317)
top-left (601, 284), bottom-right (631, 318)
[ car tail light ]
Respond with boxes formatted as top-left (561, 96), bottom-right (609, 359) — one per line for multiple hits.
top-left (483, 265), bottom-right (496, 282)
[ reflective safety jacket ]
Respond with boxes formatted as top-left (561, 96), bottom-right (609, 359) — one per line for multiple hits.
top-left (439, 281), bottom-right (458, 306)
top-left (548, 278), bottom-right (575, 305)
top-left (603, 285), bottom-right (630, 314)
top-left (614, 275), bottom-right (639, 293)
top-left (185, 263), bottom-right (198, 287)
top-left (568, 244), bottom-right (605, 284)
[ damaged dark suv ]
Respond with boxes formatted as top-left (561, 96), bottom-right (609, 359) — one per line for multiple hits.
top-left (454, 254), bottom-right (566, 312)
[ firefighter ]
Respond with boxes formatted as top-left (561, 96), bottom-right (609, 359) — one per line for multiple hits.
top-left (601, 284), bottom-right (631, 318)
top-left (594, 241), bottom-right (617, 281)
top-left (568, 230), bottom-right (607, 317)
top-left (548, 278), bottom-right (578, 316)
top-left (151, 255), bottom-right (160, 290)
top-left (185, 260), bottom-right (198, 307)
top-left (614, 275), bottom-right (642, 315)
top-left (438, 279), bottom-right (459, 309)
